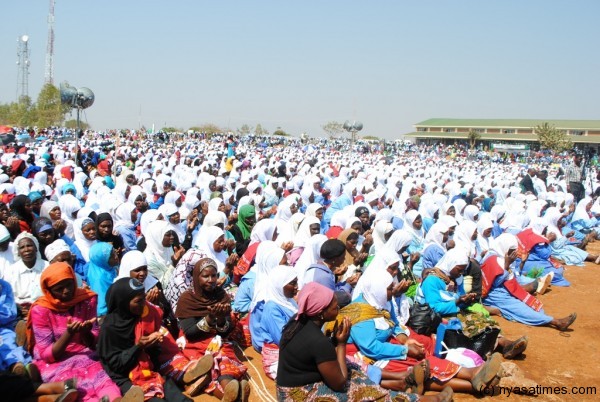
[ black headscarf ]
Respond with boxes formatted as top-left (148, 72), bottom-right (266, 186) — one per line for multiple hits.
top-left (97, 278), bottom-right (145, 382)
top-left (11, 194), bottom-right (34, 225)
top-left (95, 212), bottom-right (125, 252)
top-left (95, 213), bottom-right (113, 241)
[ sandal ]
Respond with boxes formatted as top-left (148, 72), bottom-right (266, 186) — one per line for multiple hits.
top-left (183, 354), bottom-right (213, 384)
top-left (121, 385), bottom-right (144, 402)
top-left (10, 362), bottom-right (27, 376)
top-left (56, 389), bottom-right (79, 402)
top-left (185, 373), bottom-right (211, 397)
top-left (557, 313), bottom-right (577, 331)
top-left (221, 379), bottom-right (240, 402)
top-left (502, 336), bottom-right (528, 359)
top-left (438, 386), bottom-right (454, 402)
top-left (64, 378), bottom-right (78, 392)
top-left (405, 360), bottom-right (429, 395)
top-left (471, 352), bottom-right (502, 393)
top-left (536, 275), bottom-right (552, 295)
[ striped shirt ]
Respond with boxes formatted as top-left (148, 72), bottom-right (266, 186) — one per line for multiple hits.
top-left (565, 162), bottom-right (584, 183)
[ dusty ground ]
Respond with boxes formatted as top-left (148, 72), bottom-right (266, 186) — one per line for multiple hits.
top-left (194, 243), bottom-right (600, 402)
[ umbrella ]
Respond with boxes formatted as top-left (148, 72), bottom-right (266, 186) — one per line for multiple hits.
top-left (0, 125), bottom-right (13, 134)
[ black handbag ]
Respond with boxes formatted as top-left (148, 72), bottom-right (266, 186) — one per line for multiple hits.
top-left (442, 327), bottom-right (500, 359)
top-left (407, 302), bottom-right (442, 336)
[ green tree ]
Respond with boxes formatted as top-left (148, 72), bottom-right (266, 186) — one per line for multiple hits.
top-left (273, 126), bottom-right (290, 137)
top-left (467, 129), bottom-right (482, 149)
top-left (535, 122), bottom-right (572, 152)
top-left (321, 121), bottom-right (344, 139)
top-left (161, 126), bottom-right (181, 132)
top-left (34, 83), bottom-right (66, 127)
top-left (255, 123), bottom-right (269, 136)
top-left (236, 124), bottom-right (253, 136)
top-left (189, 123), bottom-right (223, 136)
top-left (362, 135), bottom-right (380, 140)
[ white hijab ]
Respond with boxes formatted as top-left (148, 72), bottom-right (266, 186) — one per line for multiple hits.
top-left (250, 241), bottom-right (285, 310)
top-left (295, 234), bottom-right (327, 288)
top-left (73, 217), bottom-right (96, 262)
top-left (117, 250), bottom-right (158, 292)
top-left (194, 226), bottom-right (228, 272)
top-left (263, 265), bottom-right (298, 314)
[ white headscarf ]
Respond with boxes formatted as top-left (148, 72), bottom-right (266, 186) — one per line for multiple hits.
top-left (476, 216), bottom-right (494, 253)
top-left (488, 233), bottom-right (518, 269)
top-left (403, 210), bottom-right (424, 245)
top-left (295, 234), bottom-right (327, 288)
top-left (435, 247), bottom-right (469, 276)
top-left (250, 241), bottom-right (285, 310)
top-left (422, 221), bottom-right (448, 254)
top-left (249, 218), bottom-right (276, 244)
top-left (143, 220), bottom-right (173, 267)
top-left (73, 217), bottom-right (96, 262)
top-left (293, 216), bottom-right (320, 248)
top-left (544, 207), bottom-right (564, 239)
top-left (117, 250), bottom-right (158, 291)
top-left (263, 265), bottom-right (298, 314)
top-left (572, 197), bottom-right (592, 222)
top-left (361, 271), bottom-right (394, 311)
top-left (384, 230), bottom-right (413, 254)
top-left (353, 248), bottom-right (400, 302)
top-left (194, 226), bottom-right (228, 272)
top-left (113, 202), bottom-right (136, 230)
top-left (453, 220), bottom-right (478, 259)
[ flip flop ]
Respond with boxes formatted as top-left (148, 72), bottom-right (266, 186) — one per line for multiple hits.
top-left (502, 336), bottom-right (528, 359)
top-left (536, 275), bottom-right (552, 295)
top-left (558, 313), bottom-right (577, 331)
top-left (183, 354), bottom-right (213, 384)
top-left (471, 352), bottom-right (502, 393)
top-left (185, 374), bottom-right (211, 397)
top-left (406, 360), bottom-right (429, 395)
top-left (56, 389), bottom-right (78, 402)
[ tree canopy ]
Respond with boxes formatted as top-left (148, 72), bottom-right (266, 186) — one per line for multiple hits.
top-left (321, 121), bottom-right (344, 139)
top-left (535, 122), bottom-right (572, 153)
top-left (189, 123), bottom-right (223, 135)
top-left (467, 129), bottom-right (482, 149)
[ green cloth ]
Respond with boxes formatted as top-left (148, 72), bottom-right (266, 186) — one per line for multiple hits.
top-left (236, 204), bottom-right (256, 240)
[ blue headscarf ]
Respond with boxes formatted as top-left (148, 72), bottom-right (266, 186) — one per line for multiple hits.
top-left (61, 183), bottom-right (77, 195)
top-left (87, 242), bottom-right (117, 316)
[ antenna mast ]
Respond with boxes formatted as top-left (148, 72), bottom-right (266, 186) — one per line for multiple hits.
top-left (16, 35), bottom-right (31, 102)
top-left (44, 0), bottom-right (55, 85)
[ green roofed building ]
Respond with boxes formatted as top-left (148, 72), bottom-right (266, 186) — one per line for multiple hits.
top-left (404, 118), bottom-right (600, 151)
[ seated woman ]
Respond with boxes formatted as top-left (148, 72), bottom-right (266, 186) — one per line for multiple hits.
top-left (175, 258), bottom-right (249, 402)
top-left (403, 211), bottom-right (426, 278)
top-left (40, 201), bottom-right (74, 240)
top-left (419, 247), bottom-right (528, 359)
top-left (98, 277), bottom-right (214, 401)
top-left (228, 205), bottom-right (256, 256)
top-left (87, 242), bottom-right (119, 318)
top-left (28, 262), bottom-right (132, 401)
top-left (4, 233), bottom-right (49, 319)
top-left (112, 203), bottom-right (138, 253)
top-left (569, 197), bottom-right (599, 235)
top-left (421, 222), bottom-right (449, 270)
top-left (516, 221), bottom-right (570, 287)
top-left (0, 278), bottom-right (32, 375)
top-left (343, 266), bottom-right (504, 395)
top-left (251, 265), bottom-right (298, 379)
top-left (164, 249), bottom-right (207, 315)
top-left (117, 251), bottom-right (177, 337)
top-left (95, 213), bottom-right (125, 256)
top-left (481, 234), bottom-right (577, 331)
top-left (143, 221), bottom-right (184, 288)
top-left (544, 207), bottom-right (600, 266)
top-left (276, 282), bottom-right (452, 402)
top-left (337, 229), bottom-right (369, 274)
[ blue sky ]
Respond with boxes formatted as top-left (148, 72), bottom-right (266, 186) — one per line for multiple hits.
top-left (1, 1), bottom-right (599, 139)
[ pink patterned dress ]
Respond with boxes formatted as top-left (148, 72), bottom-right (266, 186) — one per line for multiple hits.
top-left (30, 296), bottom-right (121, 401)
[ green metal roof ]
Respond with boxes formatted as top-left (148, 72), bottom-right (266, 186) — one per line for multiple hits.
top-left (414, 118), bottom-right (600, 130)
top-left (403, 131), bottom-right (600, 144)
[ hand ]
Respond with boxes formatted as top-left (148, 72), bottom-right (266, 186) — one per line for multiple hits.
top-left (173, 245), bottom-right (185, 261)
top-left (353, 252), bottom-right (368, 266)
top-left (334, 317), bottom-right (352, 345)
top-left (506, 249), bottom-right (519, 266)
top-left (137, 332), bottom-right (163, 349)
top-left (146, 286), bottom-right (161, 304)
top-left (409, 252), bottom-right (421, 266)
top-left (226, 253), bottom-right (239, 267)
top-left (80, 317), bottom-right (96, 333)
top-left (346, 272), bottom-right (361, 287)
top-left (53, 219), bottom-right (67, 233)
top-left (224, 239), bottom-right (236, 252)
top-left (208, 303), bottom-right (231, 320)
top-left (393, 279), bottom-right (411, 296)
top-left (395, 333), bottom-right (408, 345)
top-left (5, 216), bottom-right (19, 231)
top-left (66, 318), bottom-right (86, 334)
top-left (280, 241), bottom-right (294, 252)
top-left (566, 231), bottom-right (575, 238)
top-left (407, 343), bottom-right (425, 359)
